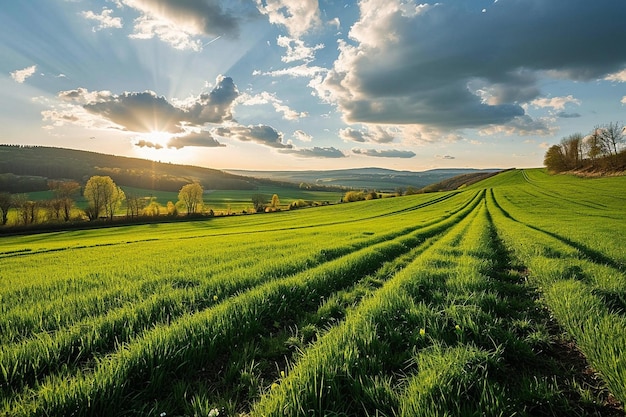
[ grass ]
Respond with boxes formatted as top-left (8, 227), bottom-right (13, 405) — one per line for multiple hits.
top-left (1, 168), bottom-right (624, 416)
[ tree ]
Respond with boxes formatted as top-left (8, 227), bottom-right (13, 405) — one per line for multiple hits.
top-left (343, 191), bottom-right (365, 202)
top-left (0, 192), bottom-right (13, 225)
top-left (597, 121), bottom-right (624, 156)
top-left (84, 176), bottom-right (124, 220)
top-left (270, 194), bottom-right (280, 208)
top-left (583, 130), bottom-right (606, 165)
top-left (178, 183), bottom-right (203, 215)
top-left (543, 145), bottom-right (567, 173)
top-left (13, 194), bottom-right (38, 225)
top-left (166, 201), bottom-right (178, 217)
top-left (251, 194), bottom-right (267, 212)
top-left (561, 133), bottom-right (583, 169)
top-left (126, 194), bottom-right (146, 218)
top-left (48, 180), bottom-right (80, 221)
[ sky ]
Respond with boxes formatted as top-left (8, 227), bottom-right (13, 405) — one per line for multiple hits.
top-left (1, 0), bottom-right (625, 172)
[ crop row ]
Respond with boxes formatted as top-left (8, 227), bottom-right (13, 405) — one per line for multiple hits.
top-left (251, 195), bottom-right (605, 416)
top-left (487, 187), bottom-right (626, 405)
top-left (2, 192), bottom-right (483, 415)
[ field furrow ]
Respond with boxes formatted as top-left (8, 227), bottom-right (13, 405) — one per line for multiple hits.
top-left (487, 188), bottom-right (626, 406)
top-left (1, 169), bottom-right (624, 416)
top-left (2, 192), bottom-right (483, 416)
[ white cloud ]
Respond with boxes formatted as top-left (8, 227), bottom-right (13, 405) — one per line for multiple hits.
top-left (621, 96), bottom-right (626, 105)
top-left (238, 91), bottom-right (307, 120)
top-left (118, 0), bottom-right (243, 50)
top-left (10, 65), bottom-right (37, 83)
top-left (293, 130), bottom-right (312, 142)
top-left (531, 95), bottom-right (581, 110)
top-left (606, 69), bottom-right (626, 82)
top-left (255, 0), bottom-right (321, 38)
top-left (80, 8), bottom-right (123, 31)
top-left (277, 36), bottom-right (324, 63)
top-left (257, 63), bottom-right (328, 79)
top-left (129, 14), bottom-right (203, 51)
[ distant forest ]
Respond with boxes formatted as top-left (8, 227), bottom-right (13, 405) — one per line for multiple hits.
top-left (0, 145), bottom-right (350, 194)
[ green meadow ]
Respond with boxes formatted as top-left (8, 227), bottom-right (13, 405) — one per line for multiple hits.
top-left (24, 185), bottom-right (343, 214)
top-left (1, 169), bottom-right (624, 416)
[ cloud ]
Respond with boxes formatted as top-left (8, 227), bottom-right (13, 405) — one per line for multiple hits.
top-left (238, 91), bottom-right (307, 120)
top-left (479, 115), bottom-right (557, 137)
top-left (10, 65), bottom-right (37, 83)
top-left (293, 130), bottom-right (312, 142)
top-left (352, 148), bottom-right (416, 158)
top-left (119, 0), bottom-right (246, 50)
top-left (436, 155), bottom-right (456, 160)
top-left (606, 69), bottom-right (626, 82)
top-left (315, 0), bottom-right (626, 131)
top-left (278, 146), bottom-right (346, 158)
top-left (255, 0), bottom-right (321, 38)
top-left (166, 131), bottom-right (224, 149)
top-left (339, 126), bottom-right (395, 144)
top-left (556, 111), bottom-right (581, 119)
top-left (256, 63), bottom-right (328, 78)
top-left (81, 8), bottom-right (123, 31)
top-left (214, 124), bottom-right (292, 148)
top-left (531, 95), bottom-right (581, 110)
top-left (622, 96), bottom-right (626, 105)
top-left (51, 75), bottom-right (239, 133)
top-left (277, 36), bottom-right (324, 63)
top-left (135, 139), bottom-right (163, 149)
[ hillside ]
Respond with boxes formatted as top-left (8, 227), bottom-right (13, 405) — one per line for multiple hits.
top-left (227, 167), bottom-right (501, 192)
top-left (0, 145), bottom-right (502, 193)
top-left (0, 145), bottom-right (257, 192)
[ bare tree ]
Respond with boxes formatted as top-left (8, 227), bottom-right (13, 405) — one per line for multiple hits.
top-left (597, 122), bottom-right (624, 156)
top-left (0, 192), bottom-right (13, 225)
top-left (126, 194), bottom-right (146, 218)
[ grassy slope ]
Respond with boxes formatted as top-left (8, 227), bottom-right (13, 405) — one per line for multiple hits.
top-left (1, 168), bottom-right (624, 416)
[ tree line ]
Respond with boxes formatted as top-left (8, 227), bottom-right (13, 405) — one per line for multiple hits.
top-left (544, 122), bottom-right (626, 173)
top-left (0, 176), bottom-right (330, 230)
top-left (0, 176), bottom-right (214, 229)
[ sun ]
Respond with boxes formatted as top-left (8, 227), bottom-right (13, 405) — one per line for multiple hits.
top-left (132, 131), bottom-right (177, 161)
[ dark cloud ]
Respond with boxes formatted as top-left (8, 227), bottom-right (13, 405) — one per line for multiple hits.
top-left (279, 146), bottom-right (346, 158)
top-left (123, 0), bottom-right (243, 38)
top-left (84, 91), bottom-right (185, 133)
top-left (64, 76), bottom-right (238, 133)
top-left (185, 76), bottom-right (239, 124)
top-left (352, 148), bottom-right (416, 158)
top-left (214, 124), bottom-right (292, 148)
top-left (318, 0), bottom-right (626, 130)
top-left (339, 127), bottom-right (395, 143)
top-left (556, 111), bottom-right (581, 119)
top-left (135, 139), bottom-right (163, 149)
top-left (167, 131), bottom-right (225, 149)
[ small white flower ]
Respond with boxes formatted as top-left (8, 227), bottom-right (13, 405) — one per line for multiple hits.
top-left (208, 408), bottom-right (220, 417)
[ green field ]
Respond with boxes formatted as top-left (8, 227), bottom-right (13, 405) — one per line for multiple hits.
top-left (1, 169), bottom-right (624, 416)
top-left (23, 185), bottom-right (343, 214)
